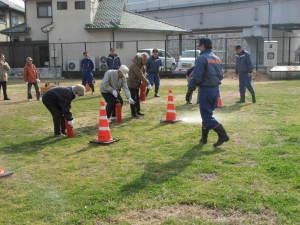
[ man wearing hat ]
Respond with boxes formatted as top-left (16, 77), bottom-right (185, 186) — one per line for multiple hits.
top-left (42, 84), bottom-right (85, 136)
top-left (80, 51), bottom-right (95, 95)
top-left (189, 38), bottom-right (229, 147)
top-left (100, 65), bottom-right (135, 121)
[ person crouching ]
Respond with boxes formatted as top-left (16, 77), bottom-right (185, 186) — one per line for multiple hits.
top-left (42, 84), bottom-right (85, 136)
top-left (100, 65), bottom-right (135, 122)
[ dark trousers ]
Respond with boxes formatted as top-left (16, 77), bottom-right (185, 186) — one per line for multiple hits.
top-left (198, 87), bottom-right (220, 130)
top-left (82, 79), bottom-right (95, 93)
top-left (148, 73), bottom-right (160, 94)
top-left (27, 82), bottom-right (41, 100)
top-left (129, 88), bottom-right (141, 116)
top-left (101, 92), bottom-right (123, 119)
top-left (42, 98), bottom-right (66, 135)
top-left (0, 81), bottom-right (8, 99)
top-left (239, 73), bottom-right (255, 100)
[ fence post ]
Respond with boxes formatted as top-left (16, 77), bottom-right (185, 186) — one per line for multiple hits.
top-left (136, 40), bottom-right (139, 52)
top-left (288, 37), bottom-right (291, 65)
top-left (179, 34), bottom-right (182, 56)
top-left (281, 35), bottom-right (285, 65)
top-left (61, 43), bottom-right (64, 72)
top-left (164, 39), bottom-right (167, 72)
top-left (256, 37), bottom-right (259, 72)
top-left (194, 39), bottom-right (197, 64)
top-left (224, 38), bottom-right (228, 72)
top-left (53, 44), bottom-right (57, 78)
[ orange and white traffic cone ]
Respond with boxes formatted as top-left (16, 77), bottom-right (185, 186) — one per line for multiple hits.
top-left (0, 168), bottom-right (13, 179)
top-left (160, 90), bottom-right (181, 124)
top-left (90, 100), bottom-right (119, 145)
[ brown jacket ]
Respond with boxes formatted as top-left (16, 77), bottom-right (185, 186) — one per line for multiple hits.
top-left (0, 61), bottom-right (10, 82)
top-left (24, 63), bottom-right (39, 83)
top-left (127, 55), bottom-right (148, 89)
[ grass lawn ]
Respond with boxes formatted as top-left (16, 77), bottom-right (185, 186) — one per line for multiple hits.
top-left (0, 78), bottom-right (299, 225)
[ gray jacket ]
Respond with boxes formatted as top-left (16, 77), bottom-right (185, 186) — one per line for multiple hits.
top-left (235, 51), bottom-right (253, 75)
top-left (100, 70), bottom-right (131, 99)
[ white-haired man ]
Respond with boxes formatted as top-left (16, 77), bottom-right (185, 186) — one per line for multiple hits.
top-left (100, 65), bottom-right (135, 121)
top-left (42, 84), bottom-right (85, 136)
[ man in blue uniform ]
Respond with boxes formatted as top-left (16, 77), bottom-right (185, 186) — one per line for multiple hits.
top-left (81, 51), bottom-right (95, 94)
top-left (106, 48), bottom-right (121, 70)
top-left (235, 45), bottom-right (256, 103)
top-left (146, 48), bottom-right (162, 97)
top-left (189, 38), bottom-right (229, 147)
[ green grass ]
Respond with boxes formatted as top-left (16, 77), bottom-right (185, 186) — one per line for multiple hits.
top-left (0, 79), bottom-right (299, 225)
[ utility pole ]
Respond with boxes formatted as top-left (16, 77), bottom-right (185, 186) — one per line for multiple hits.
top-left (268, 0), bottom-right (273, 41)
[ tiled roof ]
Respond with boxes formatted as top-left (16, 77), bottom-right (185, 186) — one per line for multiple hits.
top-left (0, 23), bottom-right (30, 34)
top-left (86, 0), bottom-right (186, 33)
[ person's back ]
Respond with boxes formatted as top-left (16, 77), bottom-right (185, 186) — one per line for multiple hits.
top-left (100, 70), bottom-right (119, 93)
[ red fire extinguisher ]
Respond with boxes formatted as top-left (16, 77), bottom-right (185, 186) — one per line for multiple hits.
top-left (139, 81), bottom-right (147, 102)
top-left (217, 96), bottom-right (222, 108)
top-left (115, 102), bottom-right (122, 123)
top-left (65, 120), bottom-right (75, 138)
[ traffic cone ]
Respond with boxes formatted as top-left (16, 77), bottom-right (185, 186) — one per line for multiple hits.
top-left (115, 102), bottom-right (122, 123)
top-left (65, 120), bottom-right (75, 138)
top-left (160, 90), bottom-right (181, 123)
top-left (0, 168), bottom-right (13, 179)
top-left (90, 100), bottom-right (119, 144)
top-left (139, 81), bottom-right (147, 102)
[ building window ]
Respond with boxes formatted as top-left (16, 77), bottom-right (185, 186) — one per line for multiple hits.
top-left (75, 1), bottom-right (85, 10)
top-left (11, 15), bottom-right (19, 26)
top-left (0, 14), bottom-right (5, 23)
top-left (57, 1), bottom-right (68, 10)
top-left (37, 2), bottom-right (52, 18)
top-left (200, 12), bottom-right (204, 25)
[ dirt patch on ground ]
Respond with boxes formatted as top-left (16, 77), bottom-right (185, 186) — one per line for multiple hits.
top-left (99, 204), bottom-right (277, 225)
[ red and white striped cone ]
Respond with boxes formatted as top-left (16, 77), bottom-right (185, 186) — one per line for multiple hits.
top-left (160, 90), bottom-right (181, 124)
top-left (0, 168), bottom-right (13, 179)
top-left (90, 100), bottom-right (119, 145)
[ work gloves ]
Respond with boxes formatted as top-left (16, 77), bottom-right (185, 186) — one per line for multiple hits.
top-left (128, 98), bottom-right (135, 105)
top-left (112, 90), bottom-right (118, 98)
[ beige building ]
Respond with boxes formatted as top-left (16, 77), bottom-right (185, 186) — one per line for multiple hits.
top-left (1, 0), bottom-right (185, 75)
top-left (0, 0), bottom-right (24, 41)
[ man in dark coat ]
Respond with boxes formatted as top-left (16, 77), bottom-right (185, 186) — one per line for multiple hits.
top-left (189, 38), bottom-right (229, 147)
top-left (42, 85), bottom-right (85, 136)
top-left (235, 45), bottom-right (256, 103)
top-left (106, 48), bottom-right (121, 70)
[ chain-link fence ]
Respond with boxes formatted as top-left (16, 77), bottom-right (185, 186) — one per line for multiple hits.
top-left (1, 36), bottom-right (300, 77)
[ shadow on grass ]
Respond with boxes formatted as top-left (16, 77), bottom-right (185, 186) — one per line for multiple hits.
top-left (217, 103), bottom-right (252, 113)
top-left (67, 143), bottom-right (99, 156)
top-left (0, 136), bottom-right (65, 154)
top-left (1, 100), bottom-right (29, 105)
top-left (176, 103), bottom-right (199, 112)
top-left (120, 145), bottom-right (224, 196)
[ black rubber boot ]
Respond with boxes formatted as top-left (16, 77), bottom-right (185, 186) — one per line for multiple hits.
top-left (251, 92), bottom-right (256, 104)
top-left (236, 96), bottom-right (245, 104)
top-left (213, 124), bottom-right (229, 147)
top-left (199, 126), bottom-right (210, 145)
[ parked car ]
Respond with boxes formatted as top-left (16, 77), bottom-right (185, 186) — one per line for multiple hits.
top-left (177, 50), bottom-right (200, 72)
top-left (137, 49), bottom-right (177, 71)
top-left (177, 50), bottom-right (225, 72)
